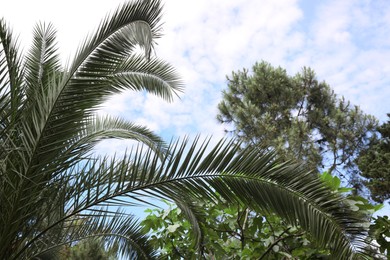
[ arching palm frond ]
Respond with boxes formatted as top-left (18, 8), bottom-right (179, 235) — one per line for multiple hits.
top-left (26, 211), bottom-right (156, 260)
top-left (0, 18), bottom-right (24, 145)
top-left (15, 0), bottom-right (182, 179)
top-left (30, 137), bottom-right (369, 259)
top-left (54, 115), bottom-right (167, 166)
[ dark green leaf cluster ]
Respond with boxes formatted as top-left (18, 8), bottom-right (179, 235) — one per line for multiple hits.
top-left (369, 216), bottom-right (390, 257)
top-left (143, 200), bottom-right (331, 259)
top-left (357, 114), bottom-right (390, 203)
top-left (59, 238), bottom-right (116, 260)
top-left (143, 172), bottom-right (385, 259)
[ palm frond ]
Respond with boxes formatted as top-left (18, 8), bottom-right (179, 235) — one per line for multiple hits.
top-left (0, 18), bottom-right (24, 142)
top-left (50, 137), bottom-right (371, 259)
top-left (25, 115), bottom-right (168, 182)
top-left (13, 0), bottom-right (180, 190)
top-left (24, 22), bottom-right (61, 96)
top-left (109, 54), bottom-right (183, 102)
top-left (21, 211), bottom-right (156, 260)
top-left (72, 115), bottom-right (167, 156)
top-left (175, 200), bottom-right (205, 252)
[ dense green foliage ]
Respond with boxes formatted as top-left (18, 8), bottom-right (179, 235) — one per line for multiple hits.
top-left (357, 114), bottom-right (390, 203)
top-left (370, 216), bottom-right (390, 258)
top-left (59, 239), bottom-right (116, 260)
top-left (217, 61), bottom-right (378, 189)
top-left (143, 172), bottom-right (384, 259)
top-left (143, 202), bottom-right (331, 259)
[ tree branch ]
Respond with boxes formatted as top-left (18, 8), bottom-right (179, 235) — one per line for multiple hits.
top-left (259, 230), bottom-right (305, 260)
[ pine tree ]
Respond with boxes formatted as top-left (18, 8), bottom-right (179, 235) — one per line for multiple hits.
top-left (357, 114), bottom-right (390, 203)
top-left (217, 61), bottom-right (378, 189)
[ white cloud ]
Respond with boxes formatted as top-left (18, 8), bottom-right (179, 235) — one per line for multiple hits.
top-left (146, 0), bottom-right (304, 139)
top-left (98, 0), bottom-right (390, 142)
top-left (2, 0), bottom-right (389, 142)
top-left (273, 0), bottom-right (390, 121)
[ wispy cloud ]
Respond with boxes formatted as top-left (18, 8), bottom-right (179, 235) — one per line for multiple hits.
top-left (123, 0), bottom-right (305, 139)
top-left (129, 0), bottom-right (389, 139)
top-left (289, 0), bottom-right (390, 117)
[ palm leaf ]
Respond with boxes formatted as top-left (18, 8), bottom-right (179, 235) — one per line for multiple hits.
top-left (21, 210), bottom-right (156, 260)
top-left (174, 199), bottom-right (205, 253)
top-left (14, 0), bottom-right (182, 191)
top-left (0, 18), bottom-right (24, 143)
top-left (24, 22), bottom-right (61, 96)
top-left (30, 137), bottom-right (371, 259)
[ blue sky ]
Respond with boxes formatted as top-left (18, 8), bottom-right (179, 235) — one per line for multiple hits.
top-left (2, 0), bottom-right (389, 215)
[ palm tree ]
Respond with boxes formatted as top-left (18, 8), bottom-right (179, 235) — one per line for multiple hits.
top-left (0, 0), bottom-right (374, 259)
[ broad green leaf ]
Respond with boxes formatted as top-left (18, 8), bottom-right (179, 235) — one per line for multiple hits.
top-left (167, 224), bottom-right (181, 233)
